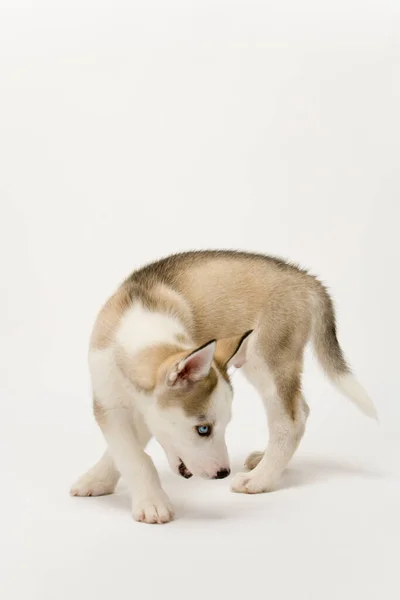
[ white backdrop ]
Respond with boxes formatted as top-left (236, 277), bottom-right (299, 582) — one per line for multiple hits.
top-left (1, 2), bottom-right (399, 599)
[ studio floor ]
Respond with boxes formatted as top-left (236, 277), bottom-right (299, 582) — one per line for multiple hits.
top-left (2, 397), bottom-right (399, 600)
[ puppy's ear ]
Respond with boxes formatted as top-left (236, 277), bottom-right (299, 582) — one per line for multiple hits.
top-left (167, 340), bottom-right (216, 386)
top-left (215, 330), bottom-right (253, 370)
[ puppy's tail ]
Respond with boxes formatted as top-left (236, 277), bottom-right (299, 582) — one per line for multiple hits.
top-left (311, 282), bottom-right (378, 420)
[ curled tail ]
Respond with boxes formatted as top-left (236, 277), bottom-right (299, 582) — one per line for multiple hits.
top-left (312, 283), bottom-right (378, 420)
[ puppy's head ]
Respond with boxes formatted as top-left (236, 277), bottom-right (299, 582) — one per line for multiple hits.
top-left (146, 331), bottom-right (252, 480)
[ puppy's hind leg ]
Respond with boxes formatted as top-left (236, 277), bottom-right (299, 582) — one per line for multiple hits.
top-left (232, 356), bottom-right (308, 494)
top-left (244, 396), bottom-right (310, 472)
top-left (70, 450), bottom-right (120, 497)
top-left (245, 451), bottom-right (264, 471)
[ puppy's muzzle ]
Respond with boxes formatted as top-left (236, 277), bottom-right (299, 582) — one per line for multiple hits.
top-left (178, 460), bottom-right (192, 479)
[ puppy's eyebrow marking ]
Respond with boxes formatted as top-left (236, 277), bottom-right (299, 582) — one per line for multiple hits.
top-left (196, 416), bottom-right (216, 427)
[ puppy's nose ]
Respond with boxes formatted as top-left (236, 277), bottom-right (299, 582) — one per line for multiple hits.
top-left (214, 468), bottom-right (231, 479)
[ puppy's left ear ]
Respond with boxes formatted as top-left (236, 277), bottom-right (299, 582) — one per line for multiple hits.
top-left (167, 339), bottom-right (216, 386)
top-left (215, 330), bottom-right (253, 370)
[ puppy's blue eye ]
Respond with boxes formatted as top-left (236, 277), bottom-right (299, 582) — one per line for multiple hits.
top-left (196, 425), bottom-right (211, 437)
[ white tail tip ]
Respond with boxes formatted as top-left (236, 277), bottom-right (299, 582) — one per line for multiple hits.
top-left (334, 373), bottom-right (378, 420)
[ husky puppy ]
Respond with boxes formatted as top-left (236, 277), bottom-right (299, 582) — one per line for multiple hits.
top-left (71, 251), bottom-right (376, 523)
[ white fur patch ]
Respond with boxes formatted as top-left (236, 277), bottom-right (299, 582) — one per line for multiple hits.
top-left (88, 346), bottom-right (149, 414)
top-left (334, 373), bottom-right (378, 420)
top-left (89, 347), bottom-right (120, 404)
top-left (115, 302), bottom-right (187, 355)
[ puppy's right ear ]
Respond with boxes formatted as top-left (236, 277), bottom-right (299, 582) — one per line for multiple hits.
top-left (167, 340), bottom-right (216, 387)
top-left (215, 330), bottom-right (253, 370)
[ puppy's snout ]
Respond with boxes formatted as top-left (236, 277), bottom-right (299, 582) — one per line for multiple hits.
top-left (213, 468), bottom-right (231, 480)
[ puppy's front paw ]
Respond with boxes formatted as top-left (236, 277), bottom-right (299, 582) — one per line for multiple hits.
top-left (132, 491), bottom-right (174, 524)
top-left (231, 471), bottom-right (276, 494)
top-left (70, 474), bottom-right (115, 497)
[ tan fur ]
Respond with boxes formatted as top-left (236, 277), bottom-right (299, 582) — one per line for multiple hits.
top-left (129, 251), bottom-right (314, 341)
top-left (90, 284), bottom-right (132, 350)
top-left (214, 334), bottom-right (249, 367)
top-left (116, 344), bottom-right (184, 392)
top-left (158, 366), bottom-right (219, 417)
top-left (123, 251), bottom-right (323, 419)
top-left (213, 333), bottom-right (252, 382)
top-left (93, 397), bottom-right (108, 427)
